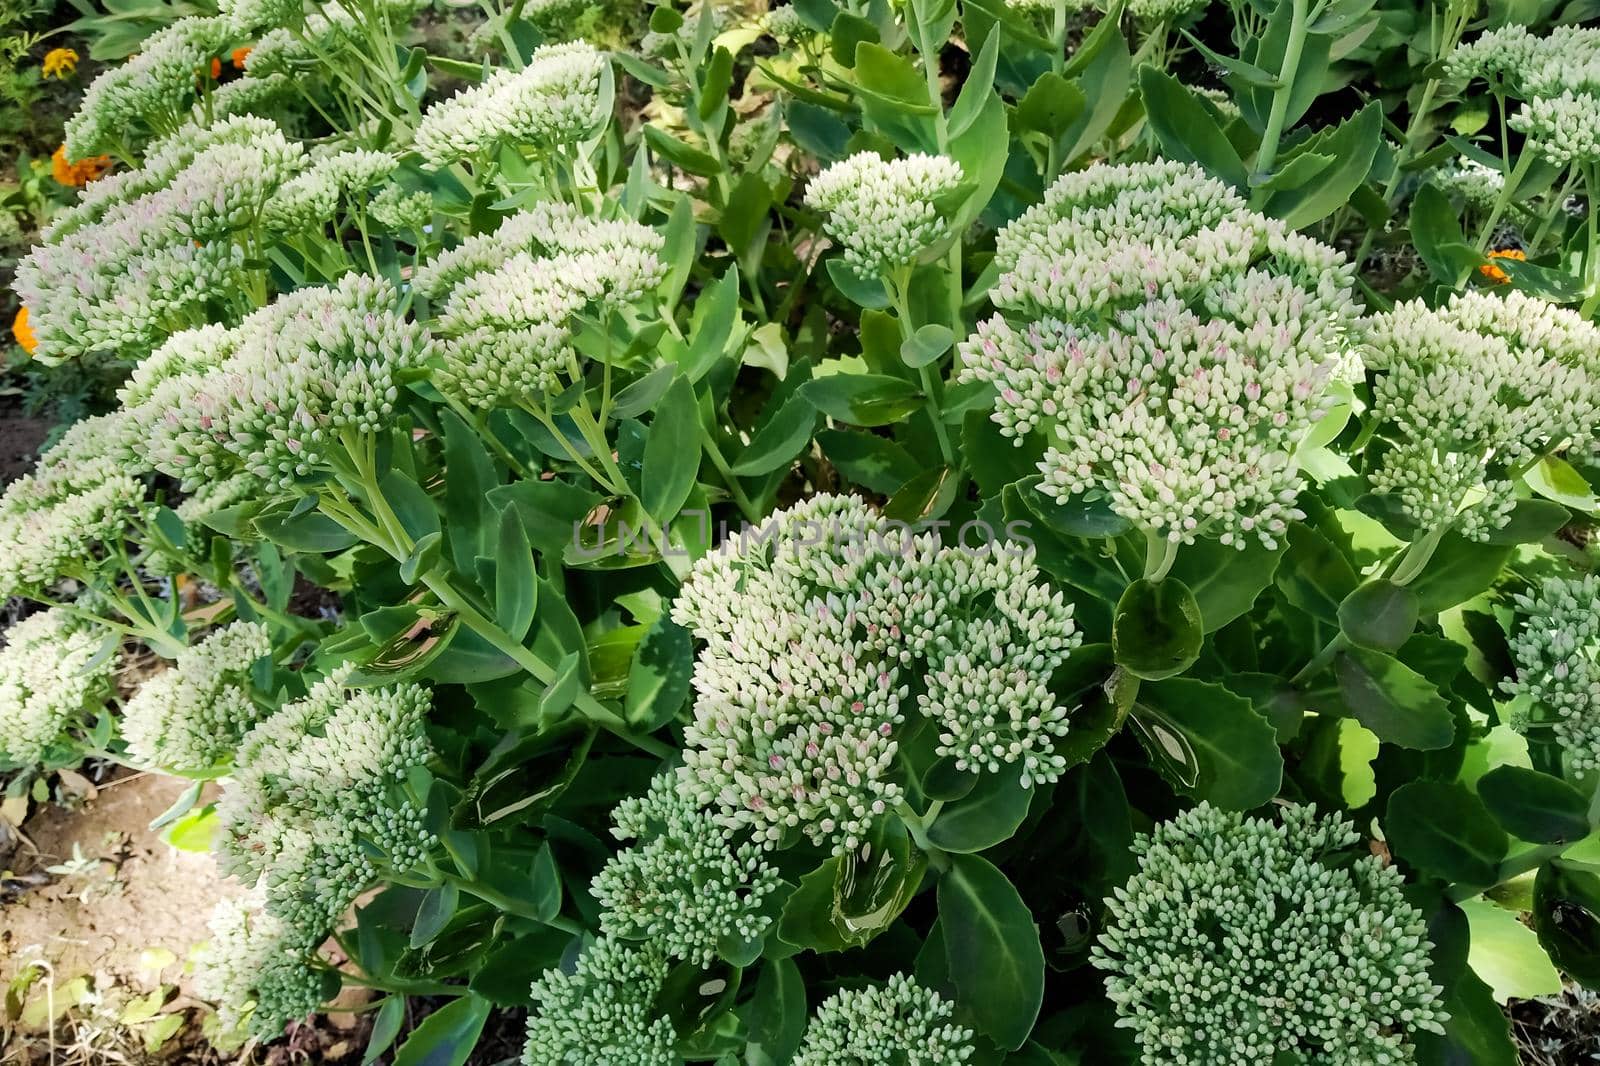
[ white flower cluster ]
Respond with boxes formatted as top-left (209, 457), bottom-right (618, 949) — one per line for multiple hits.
top-left (1449, 26), bottom-right (1600, 168)
top-left (1126, 0), bottom-right (1208, 22)
top-left (370, 183), bottom-right (433, 232)
top-left (1504, 573), bottom-right (1600, 770)
top-left (591, 773), bottom-right (781, 965)
top-left (220, 0), bottom-right (303, 33)
top-left (135, 273), bottom-right (433, 491)
top-left (0, 415), bottom-right (144, 598)
top-left (962, 161), bottom-right (1358, 549)
top-left (208, 72), bottom-right (295, 122)
top-left (65, 16), bottom-right (233, 158)
top-left (1091, 803), bottom-right (1447, 1066)
top-left (792, 975), bottom-right (974, 1066)
top-left (1363, 290), bottom-right (1600, 539)
top-left (121, 621), bottom-right (270, 773)
top-left (415, 41), bottom-right (608, 168)
top-left (520, 0), bottom-right (589, 35)
top-left (427, 204), bottom-right (665, 408)
top-left (1429, 158), bottom-right (1512, 214)
top-left (804, 152), bottom-right (965, 277)
top-left (1511, 91), bottom-right (1600, 169)
top-left (0, 609), bottom-right (116, 768)
top-left (1445, 24), bottom-right (1600, 94)
top-left (672, 495), bottom-right (1080, 853)
top-left (262, 149), bottom-right (397, 232)
top-left (193, 890), bottom-right (325, 1040)
top-left (762, 5), bottom-right (814, 44)
top-left (523, 938), bottom-right (676, 1066)
top-left (17, 119), bottom-right (302, 363)
top-left (174, 472), bottom-right (264, 529)
top-left (217, 668), bottom-right (434, 934)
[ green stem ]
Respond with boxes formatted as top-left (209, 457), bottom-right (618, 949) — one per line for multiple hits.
top-left (1463, 150), bottom-right (1537, 274)
top-left (699, 425), bottom-right (763, 523)
top-left (891, 277), bottom-right (955, 465)
top-left (1388, 525), bottom-right (1445, 586)
top-left (444, 871), bottom-right (583, 929)
top-left (1142, 528), bottom-right (1179, 582)
top-left (1448, 844), bottom-right (1568, 903)
top-left (1255, 0), bottom-right (1309, 177)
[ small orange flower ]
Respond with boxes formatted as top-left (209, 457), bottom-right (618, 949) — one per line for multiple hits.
top-left (41, 47), bottom-right (79, 79)
top-left (12, 306), bottom-right (37, 354)
top-left (1479, 248), bottom-right (1527, 284)
top-left (210, 56), bottom-right (222, 79)
top-left (51, 145), bottom-right (112, 187)
top-left (232, 46), bottom-right (252, 69)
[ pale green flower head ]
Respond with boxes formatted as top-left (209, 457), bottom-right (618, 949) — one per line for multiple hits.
top-left (0, 416), bottom-right (144, 597)
top-left (1091, 802), bottom-right (1447, 1066)
top-left (961, 160), bottom-right (1358, 550)
top-left (262, 149), bottom-right (397, 232)
top-left (220, 0), bottom-right (303, 33)
top-left (1504, 573), bottom-right (1600, 770)
top-left (17, 122), bottom-right (302, 364)
top-left (193, 890), bottom-right (325, 1041)
top-left (143, 273), bottom-right (434, 491)
top-left (1510, 89), bottom-right (1600, 169)
top-left (65, 16), bottom-right (234, 158)
top-left (793, 974), bottom-right (974, 1066)
top-left (591, 772), bottom-right (781, 965)
top-left (217, 668), bottom-right (434, 928)
top-left (427, 204), bottom-right (666, 409)
top-left (0, 608), bottom-right (117, 768)
top-left (414, 41), bottom-right (609, 168)
top-left (1363, 290), bottom-right (1600, 540)
top-left (804, 151), bottom-right (965, 276)
top-left (523, 938), bottom-right (677, 1066)
top-left (672, 495), bottom-right (1080, 853)
top-left (369, 183), bottom-right (433, 232)
top-left (121, 621), bottom-right (270, 774)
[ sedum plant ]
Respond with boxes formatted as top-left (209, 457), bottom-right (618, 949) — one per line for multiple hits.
top-left (11, 0), bottom-right (1600, 1063)
top-left (1092, 803), bottom-right (1447, 1064)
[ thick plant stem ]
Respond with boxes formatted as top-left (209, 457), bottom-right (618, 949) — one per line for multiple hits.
top-left (1388, 525), bottom-right (1445, 586)
top-left (891, 279), bottom-right (955, 465)
top-left (1255, 0), bottom-right (1310, 178)
top-left (1142, 528), bottom-right (1179, 583)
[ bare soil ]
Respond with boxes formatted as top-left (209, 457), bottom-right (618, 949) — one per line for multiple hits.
top-left (1, 772), bottom-right (235, 993)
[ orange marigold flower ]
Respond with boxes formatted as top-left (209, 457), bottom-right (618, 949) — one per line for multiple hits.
top-left (12, 306), bottom-right (37, 354)
top-left (41, 47), bottom-right (79, 79)
top-left (1479, 248), bottom-right (1527, 284)
top-left (210, 56), bottom-right (222, 79)
top-left (232, 46), bottom-right (252, 69)
top-left (51, 145), bottom-right (113, 187)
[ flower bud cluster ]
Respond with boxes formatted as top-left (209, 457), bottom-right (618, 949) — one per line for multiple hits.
top-left (1091, 802), bottom-right (1447, 1065)
top-left (121, 621), bottom-right (270, 773)
top-left (1362, 290), bottom-right (1599, 539)
top-left (415, 42), bottom-right (608, 168)
top-left (217, 668), bottom-right (434, 934)
top-left (804, 152), bottom-right (965, 277)
top-left (792, 974), bottom-right (974, 1066)
top-left (65, 16), bottom-right (233, 158)
top-left (672, 495), bottom-right (1079, 853)
top-left (1504, 573), bottom-right (1600, 770)
top-left (0, 608), bottom-right (117, 768)
top-left (591, 773), bottom-right (781, 965)
top-left (136, 273), bottom-right (433, 490)
top-left (961, 161), bottom-right (1358, 549)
